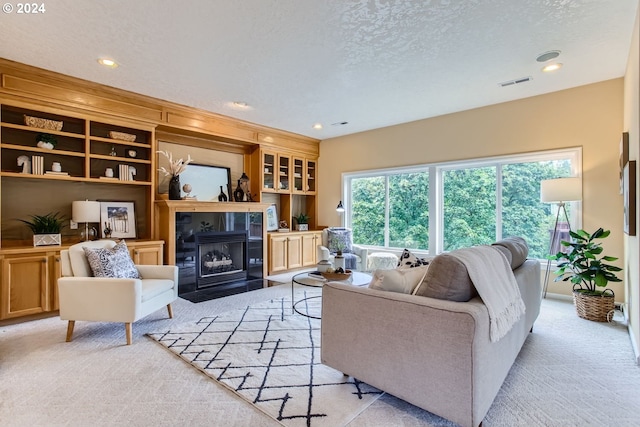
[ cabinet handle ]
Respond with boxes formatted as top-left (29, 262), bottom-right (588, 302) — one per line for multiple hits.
top-left (55, 257), bottom-right (60, 262)
top-left (134, 250), bottom-right (139, 255)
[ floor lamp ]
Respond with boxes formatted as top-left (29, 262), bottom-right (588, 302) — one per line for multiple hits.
top-left (540, 177), bottom-right (582, 298)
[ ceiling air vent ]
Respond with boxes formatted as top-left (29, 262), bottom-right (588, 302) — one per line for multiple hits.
top-left (498, 76), bottom-right (532, 87)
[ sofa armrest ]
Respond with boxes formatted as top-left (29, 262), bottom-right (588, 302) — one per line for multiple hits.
top-left (58, 277), bottom-right (142, 322)
top-left (351, 245), bottom-right (368, 266)
top-left (136, 264), bottom-right (178, 282)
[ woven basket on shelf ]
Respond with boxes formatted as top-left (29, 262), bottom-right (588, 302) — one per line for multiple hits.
top-left (109, 131), bottom-right (136, 142)
top-left (572, 289), bottom-right (615, 322)
top-left (24, 115), bottom-right (63, 131)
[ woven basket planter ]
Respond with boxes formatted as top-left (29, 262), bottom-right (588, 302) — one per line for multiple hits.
top-left (572, 289), bottom-right (615, 322)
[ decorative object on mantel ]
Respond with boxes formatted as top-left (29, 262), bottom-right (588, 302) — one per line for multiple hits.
top-left (109, 130), bottom-right (136, 142)
top-left (17, 155), bottom-right (31, 173)
top-left (36, 133), bottom-right (56, 150)
top-left (217, 185), bottom-right (228, 201)
top-left (19, 211), bottom-right (66, 247)
top-left (233, 172), bottom-right (252, 202)
top-left (294, 213), bottom-right (309, 231)
top-left (551, 228), bottom-right (622, 322)
top-left (157, 150), bottom-right (193, 200)
top-left (24, 115), bottom-right (63, 131)
top-left (182, 183), bottom-right (196, 200)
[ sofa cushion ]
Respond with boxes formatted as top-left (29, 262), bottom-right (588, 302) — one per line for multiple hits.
top-left (369, 265), bottom-right (429, 294)
top-left (492, 236), bottom-right (528, 269)
top-left (397, 248), bottom-right (430, 269)
top-left (83, 240), bottom-right (140, 279)
top-left (414, 252), bottom-right (477, 302)
top-left (327, 228), bottom-right (353, 254)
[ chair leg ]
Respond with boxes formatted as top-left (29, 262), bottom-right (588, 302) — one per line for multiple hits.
top-left (65, 320), bottom-right (75, 342)
top-left (167, 303), bottom-right (174, 319)
top-left (125, 323), bottom-right (132, 345)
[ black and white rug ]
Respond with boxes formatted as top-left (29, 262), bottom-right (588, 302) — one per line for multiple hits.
top-left (148, 290), bottom-right (383, 427)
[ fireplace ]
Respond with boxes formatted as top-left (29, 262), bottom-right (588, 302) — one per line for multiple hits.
top-left (170, 208), bottom-right (266, 299)
top-left (195, 231), bottom-right (248, 289)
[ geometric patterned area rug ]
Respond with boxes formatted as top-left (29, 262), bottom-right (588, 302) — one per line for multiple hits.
top-left (147, 289), bottom-right (383, 427)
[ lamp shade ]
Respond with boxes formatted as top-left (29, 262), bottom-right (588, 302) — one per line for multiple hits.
top-left (336, 200), bottom-right (345, 212)
top-left (540, 177), bottom-right (582, 203)
top-left (72, 200), bottom-right (101, 223)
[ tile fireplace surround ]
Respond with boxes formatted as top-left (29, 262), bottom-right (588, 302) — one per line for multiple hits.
top-left (156, 200), bottom-right (271, 300)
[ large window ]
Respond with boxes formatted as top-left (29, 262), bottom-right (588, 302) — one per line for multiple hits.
top-left (344, 149), bottom-right (580, 259)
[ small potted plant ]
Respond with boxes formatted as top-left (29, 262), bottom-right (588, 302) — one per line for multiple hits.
top-left (551, 228), bottom-right (622, 322)
top-left (294, 213), bottom-right (309, 231)
top-left (36, 133), bottom-right (57, 150)
top-left (19, 212), bottom-right (66, 246)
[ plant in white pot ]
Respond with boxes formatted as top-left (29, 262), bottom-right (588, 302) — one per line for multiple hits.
top-left (294, 213), bottom-right (309, 231)
top-left (551, 228), bottom-right (622, 322)
top-left (19, 212), bottom-right (66, 246)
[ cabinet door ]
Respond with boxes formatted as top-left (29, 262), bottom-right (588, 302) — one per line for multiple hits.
top-left (292, 157), bottom-right (305, 193)
top-left (1, 254), bottom-right (50, 319)
top-left (130, 243), bottom-right (164, 265)
top-left (277, 154), bottom-right (291, 193)
top-left (301, 233), bottom-right (318, 267)
top-left (287, 235), bottom-right (303, 269)
top-left (305, 159), bottom-right (317, 194)
top-left (262, 151), bottom-right (277, 192)
top-left (269, 234), bottom-right (289, 273)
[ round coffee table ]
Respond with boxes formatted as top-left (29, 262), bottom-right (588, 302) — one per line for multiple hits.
top-left (291, 271), bottom-right (372, 319)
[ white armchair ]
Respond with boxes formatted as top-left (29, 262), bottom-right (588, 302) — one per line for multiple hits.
top-left (317, 227), bottom-right (368, 271)
top-left (58, 240), bottom-right (178, 345)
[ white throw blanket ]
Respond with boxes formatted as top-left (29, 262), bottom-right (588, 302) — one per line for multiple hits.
top-left (453, 246), bottom-right (526, 342)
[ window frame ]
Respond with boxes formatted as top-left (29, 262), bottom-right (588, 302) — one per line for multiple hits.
top-left (342, 147), bottom-right (582, 260)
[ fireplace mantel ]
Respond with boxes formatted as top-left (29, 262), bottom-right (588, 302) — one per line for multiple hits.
top-left (156, 199), bottom-right (270, 271)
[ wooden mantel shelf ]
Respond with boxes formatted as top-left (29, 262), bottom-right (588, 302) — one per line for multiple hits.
top-left (155, 199), bottom-right (271, 213)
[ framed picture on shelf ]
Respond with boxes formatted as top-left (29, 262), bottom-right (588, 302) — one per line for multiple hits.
top-left (266, 204), bottom-right (278, 231)
top-left (623, 160), bottom-right (636, 236)
top-left (99, 201), bottom-right (137, 239)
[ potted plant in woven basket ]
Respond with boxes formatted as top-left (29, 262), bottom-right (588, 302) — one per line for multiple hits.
top-left (551, 228), bottom-right (622, 322)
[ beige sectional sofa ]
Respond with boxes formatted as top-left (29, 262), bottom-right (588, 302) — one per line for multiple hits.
top-left (321, 239), bottom-right (541, 427)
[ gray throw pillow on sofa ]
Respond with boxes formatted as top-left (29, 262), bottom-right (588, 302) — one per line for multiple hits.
top-left (492, 236), bottom-right (528, 269)
top-left (414, 253), bottom-right (478, 302)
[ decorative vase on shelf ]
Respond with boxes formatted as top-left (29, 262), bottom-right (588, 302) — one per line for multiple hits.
top-left (169, 175), bottom-right (181, 200)
top-left (218, 185), bottom-right (228, 201)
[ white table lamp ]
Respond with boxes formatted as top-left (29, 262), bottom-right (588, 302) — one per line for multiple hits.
top-left (72, 200), bottom-right (101, 241)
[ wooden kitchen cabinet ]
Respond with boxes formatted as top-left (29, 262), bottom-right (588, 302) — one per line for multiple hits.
top-left (127, 240), bottom-right (164, 265)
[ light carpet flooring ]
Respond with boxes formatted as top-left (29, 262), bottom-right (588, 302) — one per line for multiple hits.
top-left (1, 283), bottom-right (640, 427)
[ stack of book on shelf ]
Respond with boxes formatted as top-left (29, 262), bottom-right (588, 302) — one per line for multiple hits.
top-left (45, 171), bottom-right (69, 176)
top-left (31, 155), bottom-right (44, 175)
top-left (119, 164), bottom-right (134, 181)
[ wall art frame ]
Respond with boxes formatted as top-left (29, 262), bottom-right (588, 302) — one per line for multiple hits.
top-left (266, 204), bottom-right (278, 231)
top-left (623, 160), bottom-right (636, 236)
top-left (99, 200), bottom-right (137, 239)
top-left (620, 132), bottom-right (629, 194)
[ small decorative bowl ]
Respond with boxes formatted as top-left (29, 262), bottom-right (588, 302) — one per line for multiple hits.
top-left (109, 131), bottom-right (136, 142)
top-left (321, 270), bottom-right (352, 281)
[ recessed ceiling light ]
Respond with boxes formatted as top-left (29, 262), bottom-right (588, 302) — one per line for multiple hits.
top-left (312, 123), bottom-right (323, 130)
top-left (230, 101), bottom-right (252, 110)
top-left (536, 50), bottom-right (561, 62)
top-left (97, 58), bottom-right (118, 68)
top-left (542, 63), bottom-right (563, 72)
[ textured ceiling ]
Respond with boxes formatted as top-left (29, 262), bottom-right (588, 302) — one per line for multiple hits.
top-left (0, 0), bottom-right (637, 139)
